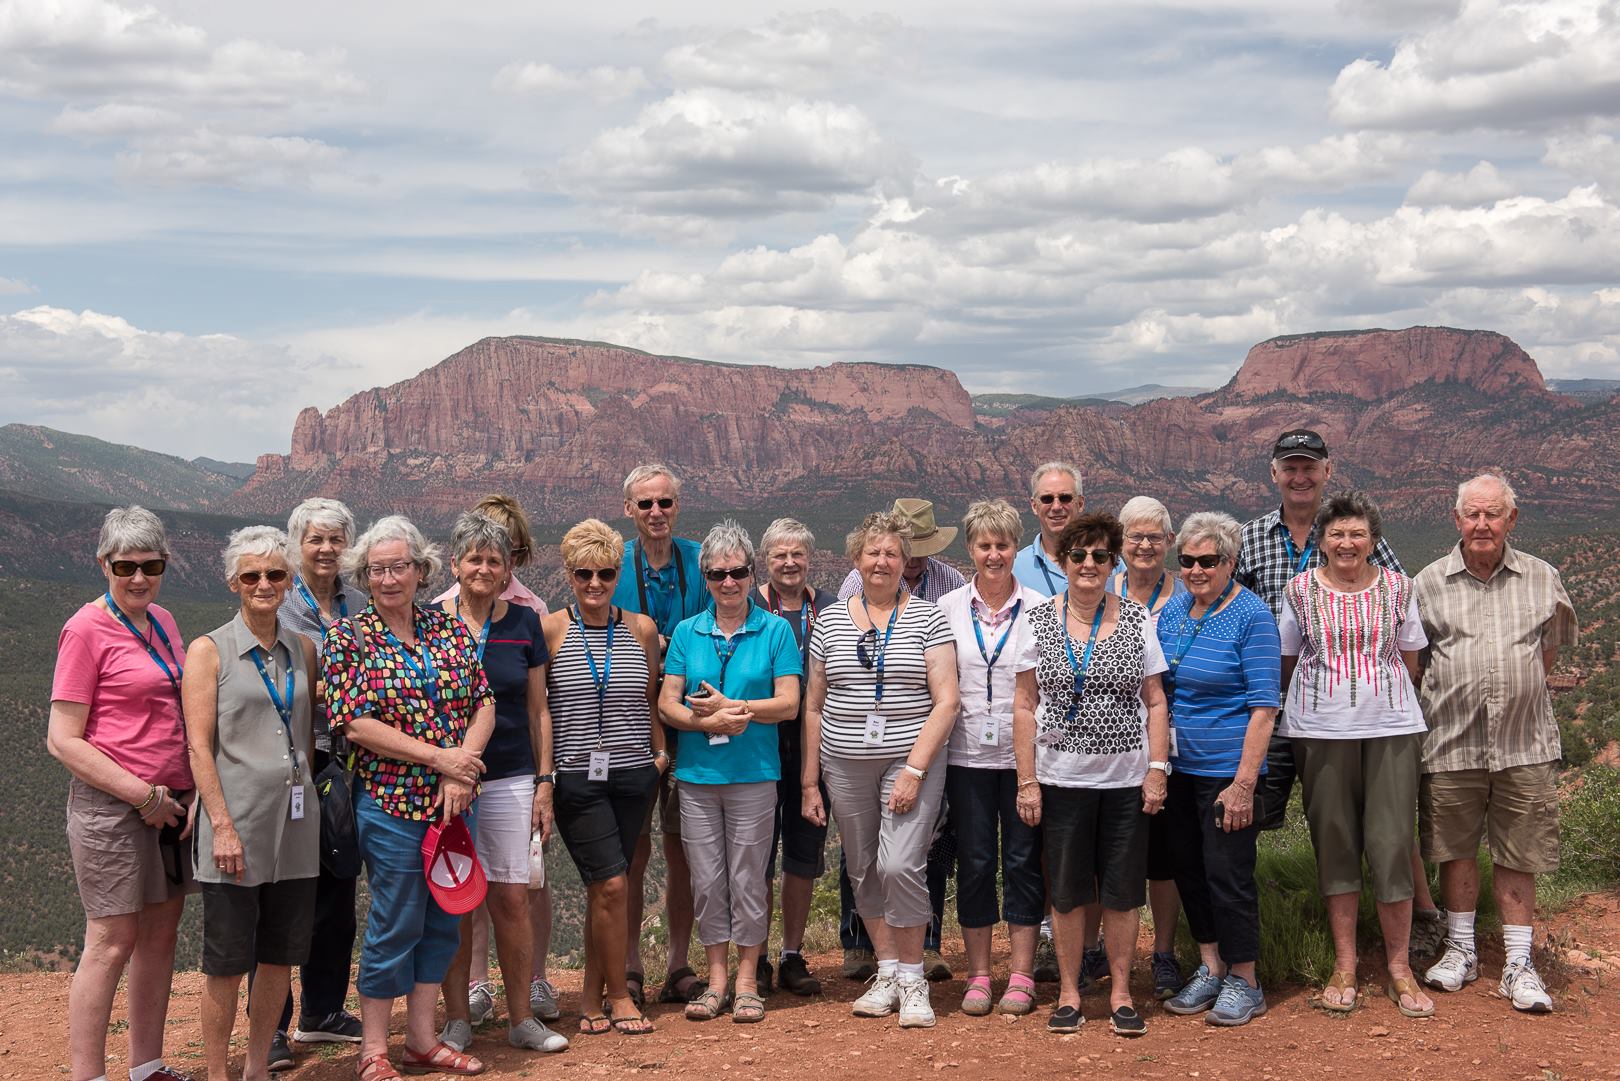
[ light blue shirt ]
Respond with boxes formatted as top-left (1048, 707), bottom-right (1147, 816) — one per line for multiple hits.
top-left (1012, 541), bottom-right (1069, 597)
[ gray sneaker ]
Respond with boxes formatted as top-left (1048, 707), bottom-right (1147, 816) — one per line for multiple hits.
top-left (439, 1017), bottom-right (474, 1053)
top-left (509, 1017), bottom-right (571, 1052)
top-left (467, 980), bottom-right (496, 1026)
top-left (852, 971), bottom-right (901, 1017)
top-left (529, 977), bottom-right (561, 1022)
top-left (1163, 964), bottom-right (1223, 1015)
top-left (897, 977), bottom-right (936, 1028)
top-left (1205, 974), bottom-right (1266, 1027)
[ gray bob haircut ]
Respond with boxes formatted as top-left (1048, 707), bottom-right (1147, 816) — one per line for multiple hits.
top-left (97, 505), bottom-right (170, 560)
top-left (449, 512), bottom-right (512, 564)
top-left (1316, 490), bottom-right (1384, 541)
top-left (223, 526), bottom-right (293, 581)
top-left (1455, 472), bottom-right (1518, 514)
top-left (341, 515), bottom-right (443, 595)
top-left (760, 517), bottom-right (815, 555)
top-left (1175, 512), bottom-right (1242, 564)
top-left (1118, 496), bottom-right (1173, 535)
top-left (287, 497), bottom-right (356, 549)
top-left (962, 498), bottom-right (1023, 546)
top-left (622, 462), bottom-right (682, 500)
top-left (1029, 461), bottom-right (1084, 498)
top-left (700, 519), bottom-right (755, 571)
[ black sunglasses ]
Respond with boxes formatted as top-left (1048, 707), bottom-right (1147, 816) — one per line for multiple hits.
top-left (1065, 548), bottom-right (1113, 566)
top-left (856, 628), bottom-right (878, 669)
top-left (1275, 432), bottom-right (1326, 451)
top-left (704, 566), bottom-right (752, 582)
top-left (572, 567), bottom-right (619, 583)
top-left (109, 559), bottom-right (167, 578)
top-left (635, 497), bottom-right (676, 511)
top-left (1178, 553), bottom-right (1225, 569)
top-left (237, 569), bottom-right (290, 586)
top-left (1037, 493), bottom-right (1076, 505)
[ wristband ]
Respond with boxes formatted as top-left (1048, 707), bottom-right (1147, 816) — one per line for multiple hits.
top-left (135, 785), bottom-right (158, 813)
top-left (535, 773), bottom-right (555, 785)
top-left (1147, 760), bottom-right (1172, 775)
top-left (902, 763), bottom-right (927, 780)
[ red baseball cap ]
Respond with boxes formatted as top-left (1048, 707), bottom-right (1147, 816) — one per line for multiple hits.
top-left (421, 815), bottom-right (487, 915)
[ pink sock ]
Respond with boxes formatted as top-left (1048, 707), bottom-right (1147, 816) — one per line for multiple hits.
top-left (1007, 971), bottom-right (1035, 991)
top-left (966, 974), bottom-right (993, 992)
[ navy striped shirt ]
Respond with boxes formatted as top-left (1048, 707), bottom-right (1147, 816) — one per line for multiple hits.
top-left (547, 612), bottom-right (655, 773)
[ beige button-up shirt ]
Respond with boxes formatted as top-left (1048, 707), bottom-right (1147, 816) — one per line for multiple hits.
top-left (1414, 542), bottom-right (1578, 774)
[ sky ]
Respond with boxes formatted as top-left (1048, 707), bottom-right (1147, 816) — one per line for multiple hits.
top-left (2, 0), bottom-right (1619, 460)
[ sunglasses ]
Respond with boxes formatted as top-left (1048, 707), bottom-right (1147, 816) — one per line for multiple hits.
top-left (856, 628), bottom-right (879, 669)
top-left (704, 566), bottom-right (752, 582)
top-left (1177, 553), bottom-right (1225, 570)
top-left (1037, 493), bottom-right (1076, 505)
top-left (572, 567), bottom-right (619, 583)
top-left (237, 569), bottom-right (290, 586)
top-left (635, 497), bottom-right (676, 511)
top-left (1065, 548), bottom-right (1114, 566)
top-left (109, 559), bottom-right (167, 577)
top-left (1275, 432), bottom-right (1326, 452)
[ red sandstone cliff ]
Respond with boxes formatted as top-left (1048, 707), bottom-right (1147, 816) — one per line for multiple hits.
top-left (1226, 327), bottom-right (1545, 400)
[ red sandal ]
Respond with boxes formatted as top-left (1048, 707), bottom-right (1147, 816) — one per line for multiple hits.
top-left (357, 1053), bottom-right (402, 1081)
top-left (402, 1040), bottom-right (486, 1075)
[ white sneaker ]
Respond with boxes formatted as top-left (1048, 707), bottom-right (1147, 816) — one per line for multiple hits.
top-left (468, 980), bottom-right (496, 1026)
top-left (852, 972), bottom-right (901, 1017)
top-left (530, 977), bottom-right (561, 1022)
top-left (897, 977), bottom-right (936, 1029)
top-left (1499, 961), bottom-right (1553, 1013)
top-left (509, 1017), bottom-right (571, 1052)
top-left (1422, 939), bottom-right (1479, 992)
top-left (439, 1017), bottom-right (473, 1052)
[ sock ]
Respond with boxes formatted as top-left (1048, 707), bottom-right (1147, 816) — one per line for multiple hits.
top-left (1502, 924), bottom-right (1533, 968)
top-left (1446, 909), bottom-right (1477, 954)
top-left (897, 961), bottom-right (926, 983)
top-left (130, 1061), bottom-right (164, 1081)
top-left (1040, 915), bottom-right (1053, 939)
top-left (780, 948), bottom-right (800, 962)
top-left (1007, 971), bottom-right (1035, 990)
top-left (877, 958), bottom-right (898, 978)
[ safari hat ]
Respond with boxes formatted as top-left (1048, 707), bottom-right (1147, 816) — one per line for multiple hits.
top-left (421, 814), bottom-right (487, 915)
top-left (890, 498), bottom-right (957, 557)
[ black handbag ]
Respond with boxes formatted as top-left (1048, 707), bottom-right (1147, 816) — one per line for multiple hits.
top-left (315, 756), bottom-right (361, 878)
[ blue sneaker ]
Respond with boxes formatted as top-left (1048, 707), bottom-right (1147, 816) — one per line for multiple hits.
top-left (1206, 973), bottom-right (1267, 1026)
top-left (1163, 964), bottom-right (1222, 1015)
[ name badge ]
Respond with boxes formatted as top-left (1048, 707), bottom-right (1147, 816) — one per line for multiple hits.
top-left (979, 720), bottom-right (999, 747)
top-left (1168, 726), bottom-right (1179, 758)
top-left (864, 712), bottom-right (887, 745)
top-left (708, 733), bottom-right (731, 746)
top-left (588, 750), bottom-right (611, 781)
top-left (289, 784), bottom-right (305, 821)
top-left (1035, 726), bottom-right (1063, 749)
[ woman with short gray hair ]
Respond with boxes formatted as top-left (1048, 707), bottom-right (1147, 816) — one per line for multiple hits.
top-left (658, 521), bottom-right (803, 1023)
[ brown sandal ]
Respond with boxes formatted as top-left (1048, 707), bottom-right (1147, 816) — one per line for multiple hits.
top-left (402, 1040), bottom-right (486, 1075)
top-left (1387, 975), bottom-right (1435, 1018)
top-left (357, 1053), bottom-right (402, 1081)
top-left (1320, 970), bottom-right (1358, 1012)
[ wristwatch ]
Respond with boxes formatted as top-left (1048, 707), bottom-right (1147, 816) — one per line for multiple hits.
top-left (535, 773), bottom-right (555, 785)
top-left (1147, 760), bottom-right (1172, 775)
top-left (902, 763), bottom-right (927, 780)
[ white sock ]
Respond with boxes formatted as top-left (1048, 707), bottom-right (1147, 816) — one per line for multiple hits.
top-left (1502, 924), bottom-right (1533, 968)
top-left (1040, 916), bottom-right (1053, 940)
top-left (130, 1061), bottom-right (164, 1081)
top-left (1445, 909), bottom-right (1476, 954)
top-left (877, 958), bottom-right (898, 978)
top-left (897, 961), bottom-right (926, 983)
top-left (780, 948), bottom-right (800, 962)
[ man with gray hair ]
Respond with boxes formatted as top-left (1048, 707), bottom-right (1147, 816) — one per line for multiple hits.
top-left (1012, 462), bottom-right (1085, 597)
top-left (1414, 473), bottom-right (1577, 1014)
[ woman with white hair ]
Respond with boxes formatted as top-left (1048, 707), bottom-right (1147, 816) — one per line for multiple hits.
top-left (322, 515), bottom-right (497, 1080)
top-left (48, 506), bottom-right (195, 1081)
top-left (658, 521), bottom-right (802, 1023)
top-left (183, 526), bottom-right (320, 1081)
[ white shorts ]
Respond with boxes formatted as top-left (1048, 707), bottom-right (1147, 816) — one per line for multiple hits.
top-left (474, 775), bottom-right (536, 884)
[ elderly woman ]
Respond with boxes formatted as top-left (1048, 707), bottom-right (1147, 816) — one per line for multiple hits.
top-left (1109, 495), bottom-right (1189, 1000)
top-left (322, 515), bottom-right (496, 1080)
top-left (48, 506), bottom-right (195, 1081)
top-left (935, 500), bottom-right (1046, 1017)
top-left (1278, 492), bottom-right (1433, 1018)
top-left (1012, 512), bottom-right (1170, 1037)
top-left (539, 519), bottom-right (666, 1036)
top-left (755, 517), bottom-right (837, 996)
top-left (658, 521), bottom-right (802, 1023)
top-left (436, 514), bottom-right (570, 1055)
top-left (1156, 512), bottom-right (1280, 1028)
top-left (802, 511), bottom-right (959, 1029)
top-left (183, 527), bottom-right (320, 1081)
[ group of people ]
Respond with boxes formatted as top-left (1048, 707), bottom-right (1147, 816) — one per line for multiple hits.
top-left (49, 428), bottom-right (1579, 1081)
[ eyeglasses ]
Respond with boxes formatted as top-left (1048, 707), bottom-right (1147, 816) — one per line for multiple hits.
top-left (704, 566), bottom-right (752, 582)
top-left (109, 558), bottom-right (167, 578)
top-left (572, 567), bottom-right (619, 583)
top-left (365, 561), bottom-right (416, 580)
top-left (1065, 548), bottom-right (1114, 566)
top-left (1036, 493), bottom-right (1076, 505)
top-left (1125, 532), bottom-right (1166, 548)
top-left (237, 569), bottom-right (290, 586)
top-left (1177, 553), bottom-right (1225, 570)
top-left (635, 497), bottom-right (676, 511)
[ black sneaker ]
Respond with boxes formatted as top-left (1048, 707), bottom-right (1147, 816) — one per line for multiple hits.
top-left (756, 956), bottom-right (775, 996)
top-left (268, 1030), bottom-right (295, 1072)
top-left (779, 953), bottom-right (822, 997)
top-left (293, 1009), bottom-right (364, 1043)
top-left (1109, 1005), bottom-right (1147, 1037)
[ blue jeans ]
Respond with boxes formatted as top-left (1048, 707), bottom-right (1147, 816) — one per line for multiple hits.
top-left (353, 789), bottom-right (478, 999)
top-left (945, 765), bottom-right (1044, 927)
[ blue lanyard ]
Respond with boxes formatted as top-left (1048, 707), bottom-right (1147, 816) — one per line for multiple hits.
top-left (249, 645), bottom-right (301, 781)
top-left (1168, 578), bottom-right (1236, 675)
top-left (969, 596), bottom-right (1022, 707)
top-left (860, 594), bottom-right (902, 708)
top-left (104, 591), bottom-right (182, 694)
top-left (573, 605), bottom-right (615, 745)
top-left (381, 615), bottom-right (438, 709)
top-left (1112, 568), bottom-right (1167, 612)
top-left (1059, 592), bottom-right (1107, 726)
top-left (457, 599), bottom-right (492, 661)
top-left (710, 630), bottom-right (741, 695)
top-left (635, 545), bottom-right (688, 636)
top-left (1282, 530), bottom-right (1316, 575)
top-left (1033, 547), bottom-right (1064, 595)
top-left (294, 575), bottom-right (346, 628)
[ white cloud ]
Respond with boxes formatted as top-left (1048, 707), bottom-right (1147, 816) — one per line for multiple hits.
top-left (0, 277), bottom-right (36, 295)
top-left (1543, 132), bottom-right (1620, 184)
top-left (115, 128), bottom-right (345, 187)
top-left (50, 101), bottom-right (181, 137)
top-left (1404, 160), bottom-right (1515, 206)
top-left (662, 11), bottom-right (902, 92)
top-left (492, 61), bottom-right (649, 103)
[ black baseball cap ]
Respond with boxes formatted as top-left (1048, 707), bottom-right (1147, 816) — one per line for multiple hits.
top-left (1271, 428), bottom-right (1328, 461)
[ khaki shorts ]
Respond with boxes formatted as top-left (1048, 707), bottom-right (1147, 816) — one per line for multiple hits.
top-left (1419, 761), bottom-right (1560, 874)
top-left (640, 768), bottom-right (681, 838)
top-left (66, 777), bottom-right (197, 919)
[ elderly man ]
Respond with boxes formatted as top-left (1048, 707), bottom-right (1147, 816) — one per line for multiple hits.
top-left (1415, 474), bottom-right (1577, 1013)
top-left (1012, 462), bottom-right (1085, 597)
top-left (610, 463), bottom-right (712, 1006)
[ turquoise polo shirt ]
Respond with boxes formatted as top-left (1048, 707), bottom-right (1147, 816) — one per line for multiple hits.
top-left (611, 536), bottom-right (710, 639)
top-left (664, 603), bottom-right (803, 784)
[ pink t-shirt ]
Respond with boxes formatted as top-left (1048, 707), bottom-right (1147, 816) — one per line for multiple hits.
top-left (51, 601), bottom-right (193, 790)
top-left (432, 574), bottom-right (550, 616)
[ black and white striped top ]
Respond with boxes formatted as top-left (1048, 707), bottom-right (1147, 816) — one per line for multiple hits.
top-left (810, 596), bottom-right (953, 760)
top-left (547, 610), bottom-right (655, 773)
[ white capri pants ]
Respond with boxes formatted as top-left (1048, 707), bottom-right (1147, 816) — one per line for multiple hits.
top-left (822, 751), bottom-right (946, 930)
top-left (679, 780), bottom-right (777, 947)
top-left (473, 774), bottom-right (536, 885)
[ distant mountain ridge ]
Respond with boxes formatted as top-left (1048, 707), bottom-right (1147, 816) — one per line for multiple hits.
top-left (0, 424), bottom-right (246, 511)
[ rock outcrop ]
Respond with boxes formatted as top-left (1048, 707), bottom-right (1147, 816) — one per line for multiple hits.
top-left (1226, 327), bottom-right (1545, 400)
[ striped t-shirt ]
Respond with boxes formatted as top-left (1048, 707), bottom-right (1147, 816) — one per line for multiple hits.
top-left (810, 596), bottom-right (954, 760)
top-left (547, 610), bottom-right (655, 774)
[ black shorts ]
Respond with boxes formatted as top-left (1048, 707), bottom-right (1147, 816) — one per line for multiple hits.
top-left (1041, 785), bottom-right (1148, 913)
top-left (200, 877), bottom-right (317, 977)
top-left (769, 742), bottom-right (828, 880)
top-left (1146, 800), bottom-right (1175, 881)
top-left (556, 765), bottom-right (659, 884)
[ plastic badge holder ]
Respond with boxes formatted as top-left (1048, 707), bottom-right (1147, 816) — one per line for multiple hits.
top-left (528, 829), bottom-right (547, 890)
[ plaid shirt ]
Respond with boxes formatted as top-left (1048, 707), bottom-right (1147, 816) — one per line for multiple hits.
top-left (1414, 543), bottom-right (1578, 773)
top-left (1234, 508), bottom-right (1404, 622)
top-left (836, 556), bottom-right (967, 602)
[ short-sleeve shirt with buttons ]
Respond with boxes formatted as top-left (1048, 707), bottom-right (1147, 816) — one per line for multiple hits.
top-left (1235, 507), bottom-right (1405, 622)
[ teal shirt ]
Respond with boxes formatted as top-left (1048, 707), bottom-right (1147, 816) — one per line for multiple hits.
top-left (612, 536), bottom-right (710, 639)
top-left (665, 603), bottom-right (803, 784)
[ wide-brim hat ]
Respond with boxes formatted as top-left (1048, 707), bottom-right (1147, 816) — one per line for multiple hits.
top-left (421, 814), bottom-right (487, 916)
top-left (890, 498), bottom-right (957, 557)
